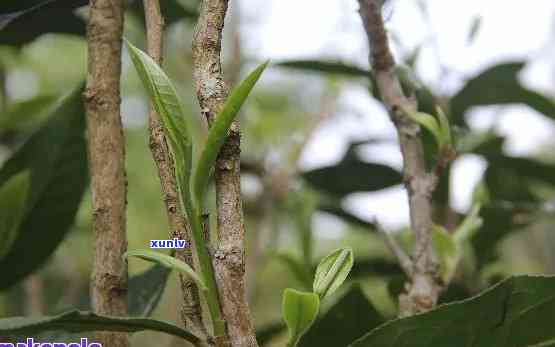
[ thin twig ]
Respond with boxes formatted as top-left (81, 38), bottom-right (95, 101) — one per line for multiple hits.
top-left (142, 0), bottom-right (208, 339)
top-left (375, 222), bottom-right (413, 277)
top-left (84, 0), bottom-right (129, 345)
top-left (358, 0), bottom-right (442, 317)
top-left (192, 0), bottom-right (259, 345)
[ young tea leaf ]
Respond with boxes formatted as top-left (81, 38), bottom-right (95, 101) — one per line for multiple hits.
top-left (124, 249), bottom-right (207, 291)
top-left (125, 40), bottom-right (194, 214)
top-left (313, 247), bottom-right (354, 299)
top-left (282, 288), bottom-right (320, 347)
top-left (436, 106), bottom-right (453, 148)
top-left (192, 61), bottom-right (269, 209)
top-left (0, 171), bottom-right (30, 260)
top-left (405, 111), bottom-right (443, 148)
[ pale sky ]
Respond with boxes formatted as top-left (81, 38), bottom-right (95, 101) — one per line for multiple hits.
top-left (240, 0), bottom-right (555, 229)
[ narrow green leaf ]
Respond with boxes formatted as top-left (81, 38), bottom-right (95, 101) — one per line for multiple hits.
top-left (0, 310), bottom-right (201, 344)
top-left (282, 289), bottom-right (320, 347)
top-left (313, 247), bottom-right (354, 299)
top-left (0, 171), bottom-right (30, 260)
top-left (0, 85), bottom-right (88, 290)
top-left (192, 61), bottom-right (269, 209)
top-left (125, 40), bottom-right (193, 215)
top-left (124, 249), bottom-right (207, 291)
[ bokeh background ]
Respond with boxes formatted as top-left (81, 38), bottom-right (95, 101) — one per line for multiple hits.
top-left (1, 0), bottom-right (555, 346)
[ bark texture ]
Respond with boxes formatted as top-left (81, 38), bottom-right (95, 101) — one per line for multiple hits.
top-left (142, 0), bottom-right (208, 339)
top-left (192, 0), bottom-right (258, 346)
top-left (358, 0), bottom-right (442, 317)
top-left (84, 0), bottom-right (129, 346)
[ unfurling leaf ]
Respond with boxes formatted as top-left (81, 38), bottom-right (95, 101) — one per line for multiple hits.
top-left (124, 250), bottom-right (207, 291)
top-left (282, 289), bottom-right (320, 347)
top-left (0, 171), bottom-right (30, 260)
top-left (193, 60), bottom-right (269, 209)
top-left (313, 247), bottom-right (354, 299)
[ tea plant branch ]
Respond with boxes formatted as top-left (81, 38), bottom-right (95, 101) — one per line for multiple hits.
top-left (84, 0), bottom-right (129, 346)
top-left (375, 222), bottom-right (413, 277)
top-left (142, 0), bottom-right (207, 339)
top-left (358, 0), bottom-right (442, 316)
top-left (192, 0), bottom-right (259, 345)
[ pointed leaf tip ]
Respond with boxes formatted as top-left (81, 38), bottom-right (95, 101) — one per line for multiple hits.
top-left (192, 60), bottom-right (268, 208)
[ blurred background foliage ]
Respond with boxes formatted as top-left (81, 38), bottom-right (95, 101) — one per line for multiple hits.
top-left (1, 0), bottom-right (555, 346)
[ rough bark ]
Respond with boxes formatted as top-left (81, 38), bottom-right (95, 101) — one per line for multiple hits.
top-left (192, 0), bottom-right (258, 346)
top-left (142, 0), bottom-right (208, 340)
top-left (84, 0), bottom-right (129, 346)
top-left (358, 0), bottom-right (442, 317)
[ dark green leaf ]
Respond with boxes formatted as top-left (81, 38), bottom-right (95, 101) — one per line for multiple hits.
top-left (302, 159), bottom-right (402, 197)
top-left (299, 285), bottom-right (384, 347)
top-left (276, 60), bottom-right (370, 78)
top-left (256, 321), bottom-right (286, 346)
top-left (282, 289), bottom-right (320, 347)
top-left (193, 61), bottom-right (268, 208)
top-left (450, 62), bottom-right (555, 126)
top-left (0, 0), bottom-right (87, 46)
top-left (0, 310), bottom-right (201, 343)
top-left (352, 275), bottom-right (555, 347)
top-left (0, 86), bottom-right (88, 290)
top-left (0, 171), bottom-right (30, 260)
top-left (317, 204), bottom-right (376, 229)
top-left (128, 264), bottom-right (171, 317)
top-left (0, 95), bottom-right (56, 132)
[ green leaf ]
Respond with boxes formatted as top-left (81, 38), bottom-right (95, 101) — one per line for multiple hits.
top-left (302, 159), bottom-right (402, 197)
top-left (352, 275), bottom-right (555, 347)
top-left (432, 225), bottom-right (459, 283)
top-left (124, 249), bottom-right (206, 292)
top-left (405, 111), bottom-right (444, 147)
top-left (0, 85), bottom-right (88, 290)
top-left (450, 62), bottom-right (555, 126)
top-left (282, 288), bottom-right (320, 347)
top-left (128, 263), bottom-right (172, 317)
top-left (276, 60), bottom-right (370, 78)
top-left (0, 310), bottom-right (201, 344)
top-left (0, 171), bottom-right (30, 260)
top-left (299, 285), bottom-right (384, 347)
top-left (192, 61), bottom-right (269, 209)
top-left (313, 247), bottom-right (354, 299)
top-left (0, 95), bottom-right (56, 132)
top-left (125, 39), bottom-right (194, 215)
top-left (0, 0), bottom-right (87, 47)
